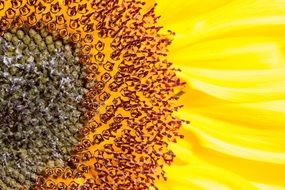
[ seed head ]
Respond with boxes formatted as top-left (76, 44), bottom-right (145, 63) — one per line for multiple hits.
top-left (0, 27), bottom-right (90, 189)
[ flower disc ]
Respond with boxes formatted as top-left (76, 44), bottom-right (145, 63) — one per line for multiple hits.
top-left (0, 1), bottom-right (184, 190)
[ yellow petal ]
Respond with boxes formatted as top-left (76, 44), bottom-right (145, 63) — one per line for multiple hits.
top-left (171, 37), bottom-right (285, 70)
top-left (178, 70), bottom-right (285, 102)
top-left (155, 0), bottom-right (285, 189)
top-left (163, 0), bottom-right (285, 51)
top-left (156, 0), bottom-right (234, 24)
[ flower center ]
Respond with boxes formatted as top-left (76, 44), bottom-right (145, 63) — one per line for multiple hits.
top-left (0, 27), bottom-right (88, 189)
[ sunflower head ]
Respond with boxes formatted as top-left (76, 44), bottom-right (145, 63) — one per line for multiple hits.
top-left (0, 0), bottom-right (185, 189)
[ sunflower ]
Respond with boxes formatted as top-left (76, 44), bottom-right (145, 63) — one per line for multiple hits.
top-left (0, 0), bottom-right (284, 190)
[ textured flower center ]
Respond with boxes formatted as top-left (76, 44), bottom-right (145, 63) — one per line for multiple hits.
top-left (0, 27), bottom-right (88, 189)
top-left (0, 1), bottom-right (185, 189)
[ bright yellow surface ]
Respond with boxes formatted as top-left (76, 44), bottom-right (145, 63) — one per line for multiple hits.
top-left (155, 0), bottom-right (285, 189)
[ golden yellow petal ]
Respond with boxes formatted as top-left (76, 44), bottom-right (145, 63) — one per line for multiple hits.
top-left (171, 37), bottom-right (285, 70)
top-left (168, 0), bottom-right (285, 49)
top-left (155, 0), bottom-right (285, 189)
top-left (156, 0), bottom-right (235, 25)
